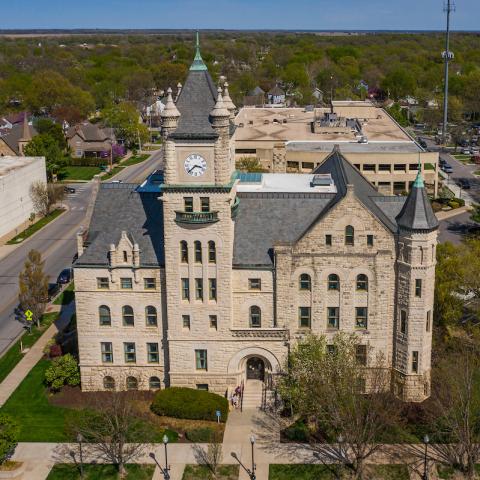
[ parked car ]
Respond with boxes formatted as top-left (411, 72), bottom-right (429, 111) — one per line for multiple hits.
top-left (459, 178), bottom-right (471, 189)
top-left (110, 180), bottom-right (123, 184)
top-left (439, 158), bottom-right (447, 167)
top-left (418, 138), bottom-right (427, 148)
top-left (57, 268), bottom-right (73, 285)
top-left (64, 186), bottom-right (76, 194)
top-left (471, 146), bottom-right (480, 155)
top-left (48, 282), bottom-right (61, 301)
top-left (441, 163), bottom-right (453, 173)
top-left (461, 147), bottom-right (472, 155)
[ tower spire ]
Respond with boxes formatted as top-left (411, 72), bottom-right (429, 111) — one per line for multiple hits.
top-left (413, 156), bottom-right (424, 188)
top-left (190, 30), bottom-right (208, 71)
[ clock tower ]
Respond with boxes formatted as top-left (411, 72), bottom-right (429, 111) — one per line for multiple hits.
top-left (160, 33), bottom-right (239, 389)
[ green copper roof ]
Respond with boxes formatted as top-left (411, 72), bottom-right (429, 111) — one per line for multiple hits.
top-left (190, 31), bottom-right (208, 71)
top-left (413, 157), bottom-right (424, 188)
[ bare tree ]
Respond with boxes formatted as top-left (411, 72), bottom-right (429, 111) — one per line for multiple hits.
top-left (193, 431), bottom-right (223, 479)
top-left (18, 249), bottom-right (48, 328)
top-left (30, 181), bottom-right (65, 217)
top-left (69, 391), bottom-right (153, 479)
top-left (277, 333), bottom-right (398, 480)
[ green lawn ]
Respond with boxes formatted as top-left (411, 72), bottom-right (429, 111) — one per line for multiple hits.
top-left (182, 465), bottom-right (239, 480)
top-left (53, 283), bottom-right (75, 306)
top-left (102, 166), bottom-right (125, 181)
top-left (121, 154), bottom-right (149, 166)
top-left (0, 312), bottom-right (58, 383)
top-left (269, 465), bottom-right (409, 480)
top-left (6, 209), bottom-right (65, 244)
top-left (0, 358), bottom-right (69, 441)
top-left (46, 463), bottom-right (155, 480)
top-left (61, 166), bottom-right (102, 181)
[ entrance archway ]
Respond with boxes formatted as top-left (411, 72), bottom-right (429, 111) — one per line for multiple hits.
top-left (246, 357), bottom-right (265, 381)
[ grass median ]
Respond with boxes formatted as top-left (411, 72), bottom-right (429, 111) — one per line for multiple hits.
top-left (46, 463), bottom-right (155, 480)
top-left (6, 209), bottom-right (65, 245)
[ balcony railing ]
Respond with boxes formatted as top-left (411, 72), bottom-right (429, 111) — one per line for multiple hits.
top-left (175, 211), bottom-right (219, 224)
top-left (231, 328), bottom-right (287, 338)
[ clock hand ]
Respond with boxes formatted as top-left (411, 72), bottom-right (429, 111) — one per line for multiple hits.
top-left (188, 165), bottom-right (198, 173)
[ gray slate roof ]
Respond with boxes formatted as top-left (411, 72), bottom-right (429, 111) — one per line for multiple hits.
top-left (76, 184), bottom-right (164, 267)
top-left (0, 123), bottom-right (36, 155)
top-left (395, 184), bottom-right (439, 231)
top-left (66, 122), bottom-right (113, 142)
top-left (171, 69), bottom-right (218, 140)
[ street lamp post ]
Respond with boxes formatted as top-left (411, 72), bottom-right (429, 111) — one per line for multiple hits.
top-left (230, 435), bottom-right (256, 480)
top-left (423, 434), bottom-right (430, 480)
top-left (149, 435), bottom-right (170, 480)
top-left (77, 433), bottom-right (84, 479)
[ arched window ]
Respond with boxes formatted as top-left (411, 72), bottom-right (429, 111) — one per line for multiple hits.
top-left (99, 305), bottom-right (111, 326)
top-left (149, 376), bottom-right (161, 390)
top-left (145, 306), bottom-right (157, 326)
top-left (356, 274), bottom-right (368, 291)
top-left (180, 241), bottom-right (188, 263)
top-left (328, 274), bottom-right (340, 291)
top-left (250, 306), bottom-right (261, 328)
top-left (103, 376), bottom-right (115, 390)
top-left (126, 376), bottom-right (138, 390)
top-left (122, 305), bottom-right (134, 326)
top-left (299, 273), bottom-right (311, 291)
top-left (345, 225), bottom-right (354, 246)
top-left (208, 241), bottom-right (216, 263)
top-left (194, 241), bottom-right (202, 263)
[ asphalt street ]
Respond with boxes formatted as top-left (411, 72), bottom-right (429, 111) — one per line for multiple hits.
top-left (0, 150), bottom-right (163, 355)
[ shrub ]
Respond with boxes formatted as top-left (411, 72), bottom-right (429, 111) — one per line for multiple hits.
top-left (185, 427), bottom-right (216, 443)
top-left (0, 414), bottom-right (19, 465)
top-left (453, 197), bottom-right (465, 207)
top-left (283, 419), bottom-right (310, 442)
top-left (151, 387), bottom-right (229, 422)
top-left (45, 353), bottom-right (80, 391)
top-left (448, 201), bottom-right (460, 209)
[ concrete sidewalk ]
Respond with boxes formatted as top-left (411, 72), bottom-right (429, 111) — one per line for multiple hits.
top-left (0, 301), bottom-right (74, 408)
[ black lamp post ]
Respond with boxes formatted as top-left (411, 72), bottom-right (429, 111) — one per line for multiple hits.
top-left (149, 435), bottom-right (171, 480)
top-left (422, 434), bottom-right (430, 480)
top-left (231, 435), bottom-right (256, 480)
top-left (77, 433), bottom-right (84, 479)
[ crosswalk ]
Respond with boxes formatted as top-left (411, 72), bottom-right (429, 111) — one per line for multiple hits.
top-left (65, 184), bottom-right (89, 198)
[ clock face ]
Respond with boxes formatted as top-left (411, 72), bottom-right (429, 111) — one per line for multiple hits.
top-left (184, 154), bottom-right (207, 177)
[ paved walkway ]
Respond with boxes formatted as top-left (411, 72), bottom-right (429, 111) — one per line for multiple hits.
top-left (0, 301), bottom-right (74, 407)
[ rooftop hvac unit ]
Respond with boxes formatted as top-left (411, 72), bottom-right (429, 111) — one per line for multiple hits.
top-left (311, 174), bottom-right (333, 187)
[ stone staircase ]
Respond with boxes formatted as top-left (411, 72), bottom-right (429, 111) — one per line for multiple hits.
top-left (241, 380), bottom-right (264, 409)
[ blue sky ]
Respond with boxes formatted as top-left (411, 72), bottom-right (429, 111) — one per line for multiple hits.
top-left (1, 0), bottom-right (478, 30)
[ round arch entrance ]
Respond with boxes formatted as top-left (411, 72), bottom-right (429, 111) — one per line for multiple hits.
top-left (246, 357), bottom-right (265, 381)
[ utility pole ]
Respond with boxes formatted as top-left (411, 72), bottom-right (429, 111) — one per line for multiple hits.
top-left (442, 0), bottom-right (455, 146)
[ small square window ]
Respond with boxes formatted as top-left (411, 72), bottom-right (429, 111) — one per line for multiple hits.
top-left (249, 278), bottom-right (261, 290)
top-left (327, 344), bottom-right (336, 355)
top-left (195, 349), bottom-right (207, 370)
top-left (200, 197), bottom-right (210, 212)
top-left (196, 384), bottom-right (209, 391)
top-left (184, 197), bottom-right (193, 212)
top-left (120, 278), bottom-right (133, 289)
top-left (144, 278), bottom-right (156, 289)
top-left (325, 234), bottom-right (332, 246)
top-left (147, 343), bottom-right (159, 363)
top-left (124, 342), bottom-right (136, 363)
top-left (182, 315), bottom-right (191, 329)
top-left (101, 342), bottom-right (113, 363)
top-left (97, 277), bottom-right (109, 289)
top-left (209, 315), bottom-right (218, 330)
top-left (355, 307), bottom-right (368, 329)
top-left (367, 235), bottom-right (374, 246)
top-left (298, 307), bottom-right (311, 328)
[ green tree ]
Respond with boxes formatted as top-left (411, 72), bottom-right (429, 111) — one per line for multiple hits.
top-left (45, 354), bottom-right (80, 391)
top-left (381, 67), bottom-right (416, 100)
top-left (34, 118), bottom-right (67, 150)
top-left (0, 414), bottom-right (19, 464)
top-left (24, 135), bottom-right (66, 180)
top-left (235, 157), bottom-right (266, 173)
top-left (18, 250), bottom-right (48, 328)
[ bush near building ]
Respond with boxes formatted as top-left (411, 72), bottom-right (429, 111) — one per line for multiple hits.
top-left (150, 387), bottom-right (229, 422)
top-left (44, 354), bottom-right (80, 391)
top-left (0, 414), bottom-right (19, 465)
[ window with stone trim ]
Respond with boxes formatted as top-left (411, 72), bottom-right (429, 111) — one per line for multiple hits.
top-left (327, 307), bottom-right (339, 329)
top-left (298, 307), bottom-right (311, 328)
top-left (120, 277), bottom-right (132, 289)
top-left (356, 345), bottom-right (367, 366)
top-left (209, 278), bottom-right (217, 301)
top-left (124, 342), bottom-right (136, 363)
top-left (328, 274), bottom-right (340, 291)
top-left (122, 306), bottom-right (134, 326)
top-left (426, 310), bottom-right (431, 332)
top-left (183, 315), bottom-right (191, 329)
top-left (97, 277), bottom-right (109, 289)
top-left (195, 349), bottom-right (208, 370)
top-left (103, 376), bottom-right (115, 390)
top-left (415, 279), bottom-right (422, 297)
top-left (195, 278), bottom-right (203, 300)
top-left (209, 315), bottom-right (218, 329)
top-left (194, 241), bottom-right (202, 263)
top-left (249, 278), bottom-right (261, 290)
top-left (181, 278), bottom-right (190, 300)
top-left (144, 277), bottom-right (156, 289)
top-left (208, 241), bottom-right (216, 263)
top-left (200, 197), bottom-right (210, 212)
top-left (412, 351), bottom-right (419, 373)
top-left (180, 241), bottom-right (189, 263)
top-left (367, 234), bottom-right (374, 247)
top-left (250, 306), bottom-right (261, 328)
top-left (101, 342), bottom-right (113, 363)
top-left (147, 343), bottom-right (159, 363)
top-left (299, 274), bottom-right (311, 291)
top-left (325, 234), bottom-right (332, 246)
top-left (400, 310), bottom-right (407, 334)
top-left (99, 305), bottom-right (111, 326)
top-left (184, 197), bottom-right (193, 212)
top-left (123, 251), bottom-right (128, 262)
top-left (196, 384), bottom-right (209, 391)
top-left (345, 225), bottom-right (355, 245)
top-left (355, 307), bottom-right (368, 329)
top-left (145, 306), bottom-right (157, 326)
top-left (356, 274), bottom-right (368, 291)
top-left (126, 376), bottom-right (138, 390)
top-left (149, 376), bottom-right (161, 390)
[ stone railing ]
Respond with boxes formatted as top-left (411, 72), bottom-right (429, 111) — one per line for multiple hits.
top-left (230, 328), bottom-right (287, 338)
top-left (175, 211), bottom-right (219, 224)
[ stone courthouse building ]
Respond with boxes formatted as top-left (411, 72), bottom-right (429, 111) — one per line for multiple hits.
top-left (74, 39), bottom-right (438, 403)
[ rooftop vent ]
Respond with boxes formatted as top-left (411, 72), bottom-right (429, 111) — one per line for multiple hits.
top-left (311, 174), bottom-right (333, 187)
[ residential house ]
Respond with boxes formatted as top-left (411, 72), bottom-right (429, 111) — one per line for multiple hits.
top-left (66, 122), bottom-right (116, 158)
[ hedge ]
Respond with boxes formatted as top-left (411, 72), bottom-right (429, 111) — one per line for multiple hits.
top-left (150, 387), bottom-right (229, 422)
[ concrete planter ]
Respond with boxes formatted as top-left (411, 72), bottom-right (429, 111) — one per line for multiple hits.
top-left (0, 462), bottom-right (25, 480)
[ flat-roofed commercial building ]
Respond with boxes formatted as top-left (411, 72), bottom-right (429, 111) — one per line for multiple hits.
top-left (234, 101), bottom-right (438, 196)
